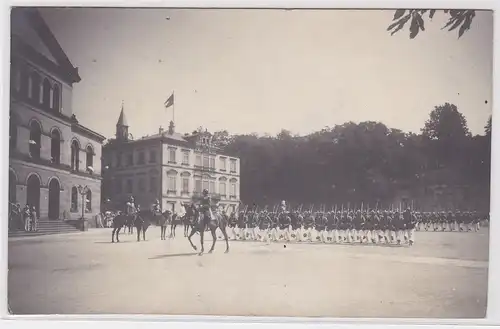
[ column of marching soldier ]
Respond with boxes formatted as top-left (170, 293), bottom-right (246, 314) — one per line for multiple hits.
top-left (221, 208), bottom-right (488, 246)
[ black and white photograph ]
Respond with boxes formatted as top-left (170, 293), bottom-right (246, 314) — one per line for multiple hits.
top-left (7, 6), bottom-right (493, 318)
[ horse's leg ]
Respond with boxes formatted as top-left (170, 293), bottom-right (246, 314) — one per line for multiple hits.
top-left (187, 226), bottom-right (198, 251)
top-left (116, 227), bottom-right (121, 242)
top-left (137, 227), bottom-right (141, 241)
top-left (112, 228), bottom-right (116, 243)
top-left (199, 224), bottom-right (205, 256)
top-left (143, 227), bottom-right (146, 241)
top-left (221, 224), bottom-right (230, 253)
top-left (208, 225), bottom-right (217, 253)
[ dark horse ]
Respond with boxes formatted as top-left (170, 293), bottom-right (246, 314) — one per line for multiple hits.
top-left (169, 213), bottom-right (179, 238)
top-left (181, 203), bottom-right (196, 237)
top-left (156, 210), bottom-right (172, 240)
top-left (111, 212), bottom-right (129, 242)
top-left (187, 206), bottom-right (229, 256)
top-left (134, 210), bottom-right (152, 241)
top-left (111, 211), bottom-right (151, 242)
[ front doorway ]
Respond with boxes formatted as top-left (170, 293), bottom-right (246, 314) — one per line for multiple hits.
top-left (9, 170), bottom-right (16, 204)
top-left (48, 178), bottom-right (60, 220)
top-left (26, 174), bottom-right (41, 215)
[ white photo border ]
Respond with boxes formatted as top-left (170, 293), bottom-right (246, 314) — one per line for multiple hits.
top-left (1, 0), bottom-right (498, 328)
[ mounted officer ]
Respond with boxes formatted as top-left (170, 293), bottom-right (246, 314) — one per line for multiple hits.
top-left (200, 189), bottom-right (214, 224)
top-left (126, 196), bottom-right (137, 222)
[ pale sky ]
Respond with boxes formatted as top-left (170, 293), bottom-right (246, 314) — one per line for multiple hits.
top-left (38, 8), bottom-right (493, 139)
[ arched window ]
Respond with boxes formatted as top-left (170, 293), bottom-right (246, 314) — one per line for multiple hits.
top-left (167, 170), bottom-right (177, 192)
top-left (9, 169), bottom-right (17, 204)
top-left (52, 85), bottom-right (60, 111)
top-left (42, 78), bottom-right (52, 109)
top-left (86, 145), bottom-right (94, 171)
top-left (10, 64), bottom-right (21, 95)
top-left (20, 70), bottom-right (30, 98)
top-left (30, 72), bottom-right (41, 103)
top-left (229, 178), bottom-right (238, 198)
top-left (29, 120), bottom-right (42, 159)
top-left (71, 186), bottom-right (78, 212)
top-left (219, 177), bottom-right (227, 197)
top-left (86, 189), bottom-right (92, 212)
top-left (9, 114), bottom-right (17, 152)
top-left (50, 129), bottom-right (61, 164)
top-left (71, 139), bottom-right (80, 171)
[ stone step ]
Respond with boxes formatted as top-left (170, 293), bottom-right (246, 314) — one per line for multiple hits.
top-left (9, 220), bottom-right (81, 238)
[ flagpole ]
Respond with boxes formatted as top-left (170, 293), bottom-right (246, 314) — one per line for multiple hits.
top-left (172, 90), bottom-right (175, 124)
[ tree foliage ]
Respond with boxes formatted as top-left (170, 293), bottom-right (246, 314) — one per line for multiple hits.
top-left (217, 103), bottom-right (490, 210)
top-left (485, 115), bottom-right (492, 136)
top-left (388, 9), bottom-right (476, 39)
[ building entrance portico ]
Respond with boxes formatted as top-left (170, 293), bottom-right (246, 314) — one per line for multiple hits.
top-left (48, 178), bottom-right (61, 220)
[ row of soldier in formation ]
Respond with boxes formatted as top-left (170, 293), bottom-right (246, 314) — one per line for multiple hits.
top-left (216, 203), bottom-right (488, 246)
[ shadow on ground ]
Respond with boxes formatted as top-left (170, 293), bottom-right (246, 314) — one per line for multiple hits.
top-left (149, 252), bottom-right (198, 259)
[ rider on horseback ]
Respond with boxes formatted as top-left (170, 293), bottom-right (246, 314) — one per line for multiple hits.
top-left (126, 196), bottom-right (137, 220)
top-left (152, 199), bottom-right (161, 215)
top-left (200, 189), bottom-right (214, 224)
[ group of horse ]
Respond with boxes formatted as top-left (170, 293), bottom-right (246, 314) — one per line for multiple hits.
top-left (109, 203), bottom-right (230, 256)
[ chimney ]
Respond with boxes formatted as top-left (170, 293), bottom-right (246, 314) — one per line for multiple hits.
top-left (168, 121), bottom-right (175, 135)
top-left (159, 126), bottom-right (164, 135)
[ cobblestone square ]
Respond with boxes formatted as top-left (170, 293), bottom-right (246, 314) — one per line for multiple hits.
top-left (8, 226), bottom-right (489, 318)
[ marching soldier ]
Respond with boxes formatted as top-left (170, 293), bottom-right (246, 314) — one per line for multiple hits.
top-left (228, 211), bottom-right (238, 240)
top-left (406, 208), bottom-right (417, 245)
top-left (237, 211), bottom-right (246, 240)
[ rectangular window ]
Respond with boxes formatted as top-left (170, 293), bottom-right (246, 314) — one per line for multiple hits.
top-left (138, 178), bottom-right (145, 191)
top-left (195, 179), bottom-right (202, 193)
top-left (126, 179), bottom-right (133, 193)
top-left (182, 151), bottom-right (190, 165)
top-left (116, 153), bottom-right (122, 167)
top-left (115, 179), bottom-right (122, 194)
top-left (203, 156), bottom-right (209, 168)
top-left (220, 157), bottom-right (227, 171)
top-left (138, 151), bottom-right (145, 165)
top-left (230, 159), bottom-right (237, 172)
top-left (230, 183), bottom-right (236, 197)
top-left (149, 150), bottom-right (157, 163)
top-left (169, 148), bottom-right (176, 163)
top-left (149, 177), bottom-right (157, 193)
top-left (202, 180), bottom-right (209, 192)
top-left (127, 154), bottom-right (133, 167)
top-left (210, 157), bottom-right (215, 169)
top-left (182, 178), bottom-right (189, 193)
top-left (219, 182), bottom-right (226, 196)
top-left (209, 181), bottom-right (215, 194)
top-left (168, 176), bottom-right (176, 191)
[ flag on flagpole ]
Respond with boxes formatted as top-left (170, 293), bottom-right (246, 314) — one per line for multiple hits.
top-left (164, 93), bottom-right (174, 109)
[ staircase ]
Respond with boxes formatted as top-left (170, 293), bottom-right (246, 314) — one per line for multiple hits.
top-left (8, 219), bottom-right (81, 238)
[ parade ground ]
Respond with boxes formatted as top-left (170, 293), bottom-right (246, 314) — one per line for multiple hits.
top-left (8, 226), bottom-right (489, 318)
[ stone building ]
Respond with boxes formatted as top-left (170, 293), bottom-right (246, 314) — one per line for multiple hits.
top-left (101, 106), bottom-right (241, 214)
top-left (9, 8), bottom-right (105, 221)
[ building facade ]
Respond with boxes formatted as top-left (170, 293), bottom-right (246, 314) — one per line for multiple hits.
top-left (102, 108), bottom-right (241, 214)
top-left (9, 8), bottom-right (105, 221)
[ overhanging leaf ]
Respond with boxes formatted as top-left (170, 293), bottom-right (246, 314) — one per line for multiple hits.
top-left (429, 9), bottom-right (436, 19)
top-left (409, 17), bottom-right (419, 39)
top-left (393, 9), bottom-right (406, 20)
top-left (416, 13), bottom-right (425, 31)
